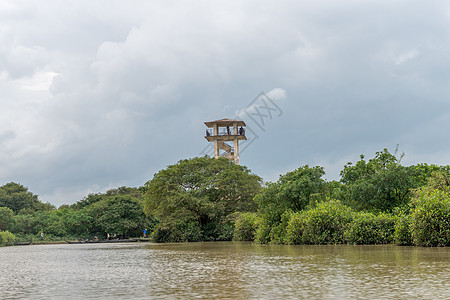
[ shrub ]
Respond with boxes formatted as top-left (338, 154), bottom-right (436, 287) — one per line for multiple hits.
top-left (151, 219), bottom-right (203, 243)
top-left (253, 210), bottom-right (295, 244)
top-left (12, 213), bottom-right (36, 234)
top-left (233, 212), bottom-right (259, 241)
top-left (0, 207), bottom-right (14, 231)
top-left (254, 217), bottom-right (271, 244)
top-left (285, 200), bottom-right (353, 244)
top-left (394, 214), bottom-right (413, 246)
top-left (213, 217), bottom-right (235, 241)
top-left (285, 212), bottom-right (306, 244)
top-left (269, 210), bottom-right (293, 244)
top-left (345, 212), bottom-right (397, 244)
top-left (410, 189), bottom-right (450, 246)
top-left (0, 230), bottom-right (15, 246)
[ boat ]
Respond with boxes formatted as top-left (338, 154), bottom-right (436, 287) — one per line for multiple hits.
top-left (102, 239), bottom-right (138, 243)
top-left (14, 242), bottom-right (31, 246)
top-left (67, 239), bottom-right (139, 244)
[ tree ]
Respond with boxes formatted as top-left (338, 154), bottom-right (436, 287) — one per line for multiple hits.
top-left (34, 210), bottom-right (68, 237)
top-left (406, 163), bottom-right (449, 189)
top-left (0, 182), bottom-right (44, 213)
top-left (144, 157), bottom-right (262, 242)
top-left (89, 195), bottom-right (146, 238)
top-left (71, 186), bottom-right (144, 210)
top-left (12, 213), bottom-right (36, 234)
top-left (256, 165), bottom-right (326, 225)
top-left (70, 193), bottom-right (104, 210)
top-left (0, 207), bottom-right (14, 231)
top-left (339, 148), bottom-right (415, 212)
top-left (418, 171), bottom-right (450, 191)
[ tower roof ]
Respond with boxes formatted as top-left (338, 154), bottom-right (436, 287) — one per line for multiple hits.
top-left (204, 118), bottom-right (246, 128)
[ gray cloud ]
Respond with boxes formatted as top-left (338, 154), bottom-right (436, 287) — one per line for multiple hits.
top-left (1, 0), bottom-right (450, 206)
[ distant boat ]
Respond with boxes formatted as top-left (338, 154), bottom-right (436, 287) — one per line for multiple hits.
top-left (14, 242), bottom-right (31, 246)
top-left (66, 239), bottom-right (138, 244)
top-left (100, 239), bottom-right (138, 243)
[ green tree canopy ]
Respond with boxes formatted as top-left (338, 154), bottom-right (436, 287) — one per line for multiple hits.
top-left (255, 165), bottom-right (326, 225)
top-left (88, 195), bottom-right (146, 237)
top-left (339, 148), bottom-right (420, 212)
top-left (71, 186), bottom-right (144, 210)
top-left (144, 157), bottom-right (262, 242)
top-left (0, 182), bottom-right (52, 213)
top-left (0, 207), bottom-right (14, 231)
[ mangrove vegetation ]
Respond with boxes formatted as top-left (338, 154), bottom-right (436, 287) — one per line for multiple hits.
top-left (1, 148), bottom-right (449, 246)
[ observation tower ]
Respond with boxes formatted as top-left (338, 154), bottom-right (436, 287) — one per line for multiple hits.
top-left (204, 118), bottom-right (247, 165)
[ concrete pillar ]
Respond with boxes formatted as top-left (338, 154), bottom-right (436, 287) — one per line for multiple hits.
top-left (214, 140), bottom-right (219, 158)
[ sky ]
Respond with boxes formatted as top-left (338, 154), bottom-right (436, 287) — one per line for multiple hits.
top-left (1, 0), bottom-right (450, 206)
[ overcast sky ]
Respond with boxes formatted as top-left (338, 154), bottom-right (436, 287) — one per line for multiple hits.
top-left (2, 0), bottom-right (450, 206)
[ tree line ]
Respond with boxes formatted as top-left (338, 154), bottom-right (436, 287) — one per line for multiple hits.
top-left (0, 184), bottom-right (154, 244)
top-left (1, 148), bottom-right (450, 246)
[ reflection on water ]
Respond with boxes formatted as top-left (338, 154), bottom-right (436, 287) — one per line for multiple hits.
top-left (0, 242), bottom-right (449, 299)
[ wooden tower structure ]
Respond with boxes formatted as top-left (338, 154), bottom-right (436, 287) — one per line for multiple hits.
top-left (204, 118), bottom-right (247, 165)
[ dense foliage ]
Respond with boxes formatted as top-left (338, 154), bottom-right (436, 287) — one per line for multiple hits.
top-left (410, 189), bottom-right (450, 246)
top-left (248, 148), bottom-right (450, 246)
top-left (345, 212), bottom-right (397, 244)
top-left (0, 230), bottom-right (15, 246)
top-left (0, 185), bottom-right (151, 242)
top-left (0, 183), bottom-right (53, 213)
top-left (1, 149), bottom-right (449, 247)
top-left (254, 165), bottom-right (326, 242)
top-left (233, 212), bottom-right (259, 241)
top-left (0, 207), bottom-right (14, 231)
top-left (339, 149), bottom-right (413, 212)
top-left (144, 157), bottom-right (262, 242)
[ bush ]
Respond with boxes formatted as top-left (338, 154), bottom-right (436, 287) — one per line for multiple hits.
top-left (345, 212), bottom-right (397, 244)
top-left (233, 212), bottom-right (259, 241)
top-left (394, 214), bottom-right (413, 246)
top-left (0, 230), bottom-right (15, 246)
top-left (410, 189), bottom-right (450, 246)
top-left (269, 210), bottom-right (292, 244)
top-left (0, 207), bottom-right (14, 231)
top-left (254, 217), bottom-right (271, 244)
top-left (213, 217), bottom-right (235, 241)
top-left (285, 200), bottom-right (353, 244)
top-left (151, 219), bottom-right (203, 243)
top-left (285, 212), bottom-right (306, 244)
top-left (12, 213), bottom-right (36, 234)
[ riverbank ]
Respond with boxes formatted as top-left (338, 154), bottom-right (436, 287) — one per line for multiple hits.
top-left (6, 238), bottom-right (152, 247)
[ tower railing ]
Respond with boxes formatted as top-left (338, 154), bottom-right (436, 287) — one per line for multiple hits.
top-left (205, 128), bottom-right (245, 137)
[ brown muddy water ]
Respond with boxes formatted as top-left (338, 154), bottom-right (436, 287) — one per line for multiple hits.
top-left (0, 242), bottom-right (449, 299)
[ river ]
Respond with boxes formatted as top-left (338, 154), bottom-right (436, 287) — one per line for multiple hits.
top-left (0, 242), bottom-right (449, 299)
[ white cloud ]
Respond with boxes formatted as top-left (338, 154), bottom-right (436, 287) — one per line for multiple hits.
top-left (394, 49), bottom-right (420, 65)
top-left (266, 88), bottom-right (287, 101)
top-left (11, 71), bottom-right (57, 91)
